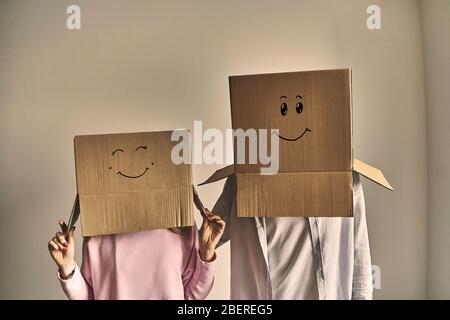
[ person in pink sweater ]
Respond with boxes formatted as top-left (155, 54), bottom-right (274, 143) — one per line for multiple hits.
top-left (47, 210), bottom-right (225, 300)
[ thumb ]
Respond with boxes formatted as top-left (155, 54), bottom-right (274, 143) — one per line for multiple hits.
top-left (201, 214), bottom-right (209, 231)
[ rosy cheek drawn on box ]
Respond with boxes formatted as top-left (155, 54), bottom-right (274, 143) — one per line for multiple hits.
top-left (108, 145), bottom-right (155, 179)
top-left (272, 94), bottom-right (312, 142)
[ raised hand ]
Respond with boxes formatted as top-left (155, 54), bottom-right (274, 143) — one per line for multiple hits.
top-left (198, 209), bottom-right (225, 262)
top-left (48, 220), bottom-right (76, 279)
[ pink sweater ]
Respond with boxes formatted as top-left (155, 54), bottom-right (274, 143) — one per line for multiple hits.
top-left (57, 226), bottom-right (215, 300)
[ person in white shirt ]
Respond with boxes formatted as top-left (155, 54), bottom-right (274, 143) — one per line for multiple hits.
top-left (211, 171), bottom-right (373, 300)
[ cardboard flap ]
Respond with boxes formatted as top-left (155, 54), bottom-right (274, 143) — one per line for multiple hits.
top-left (198, 165), bottom-right (234, 186)
top-left (236, 172), bottom-right (353, 217)
top-left (354, 159), bottom-right (393, 191)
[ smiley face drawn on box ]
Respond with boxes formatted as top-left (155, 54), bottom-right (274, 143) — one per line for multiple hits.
top-left (274, 94), bottom-right (311, 141)
top-left (109, 145), bottom-right (155, 179)
top-left (230, 69), bottom-right (352, 174)
top-left (74, 131), bottom-right (191, 195)
top-left (73, 130), bottom-right (194, 236)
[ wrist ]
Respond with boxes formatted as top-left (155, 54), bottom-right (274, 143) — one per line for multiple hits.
top-left (198, 247), bottom-right (216, 262)
top-left (58, 260), bottom-right (76, 279)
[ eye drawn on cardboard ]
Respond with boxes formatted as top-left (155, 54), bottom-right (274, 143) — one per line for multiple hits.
top-left (200, 69), bottom-right (393, 218)
top-left (274, 94), bottom-right (311, 142)
top-left (71, 130), bottom-right (194, 237)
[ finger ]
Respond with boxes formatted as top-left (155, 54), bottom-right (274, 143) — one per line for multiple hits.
top-left (48, 240), bottom-right (60, 252)
top-left (207, 210), bottom-right (223, 220)
top-left (208, 216), bottom-right (225, 225)
top-left (201, 214), bottom-right (209, 229)
top-left (52, 237), bottom-right (65, 251)
top-left (198, 208), bottom-right (209, 220)
top-left (55, 232), bottom-right (69, 248)
top-left (211, 219), bottom-right (226, 231)
top-left (215, 219), bottom-right (226, 228)
top-left (59, 220), bottom-right (68, 234)
top-left (204, 208), bottom-right (214, 217)
top-left (214, 224), bottom-right (226, 234)
top-left (54, 239), bottom-right (69, 253)
top-left (207, 214), bottom-right (222, 221)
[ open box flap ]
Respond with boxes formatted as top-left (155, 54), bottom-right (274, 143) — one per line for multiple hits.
top-left (353, 159), bottom-right (394, 190)
top-left (198, 165), bottom-right (234, 186)
top-left (199, 160), bottom-right (393, 191)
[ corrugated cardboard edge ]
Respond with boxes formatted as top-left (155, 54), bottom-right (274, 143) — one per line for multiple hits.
top-left (198, 160), bottom-right (393, 191)
top-left (353, 159), bottom-right (394, 191)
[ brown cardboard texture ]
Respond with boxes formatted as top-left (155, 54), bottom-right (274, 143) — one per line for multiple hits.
top-left (73, 130), bottom-right (194, 236)
top-left (199, 160), bottom-right (393, 191)
top-left (199, 160), bottom-right (392, 217)
top-left (225, 69), bottom-right (391, 217)
top-left (354, 159), bottom-right (393, 190)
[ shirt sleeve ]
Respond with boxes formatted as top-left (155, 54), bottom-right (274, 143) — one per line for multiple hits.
top-left (352, 172), bottom-right (374, 300)
top-left (182, 225), bottom-right (216, 300)
top-left (212, 176), bottom-right (234, 247)
top-left (57, 238), bottom-right (94, 300)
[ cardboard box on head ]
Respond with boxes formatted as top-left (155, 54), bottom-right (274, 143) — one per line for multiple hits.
top-left (71, 130), bottom-right (194, 237)
top-left (200, 69), bottom-right (393, 217)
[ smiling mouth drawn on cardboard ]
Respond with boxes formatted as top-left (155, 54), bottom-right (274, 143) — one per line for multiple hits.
top-left (274, 95), bottom-right (312, 142)
top-left (116, 167), bottom-right (149, 179)
top-left (273, 128), bottom-right (312, 141)
top-left (109, 145), bottom-right (155, 179)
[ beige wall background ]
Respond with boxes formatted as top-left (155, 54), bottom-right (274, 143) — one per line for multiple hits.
top-left (0, 0), bottom-right (446, 299)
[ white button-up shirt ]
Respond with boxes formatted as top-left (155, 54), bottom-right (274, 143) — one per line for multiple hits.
top-left (213, 172), bottom-right (373, 300)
